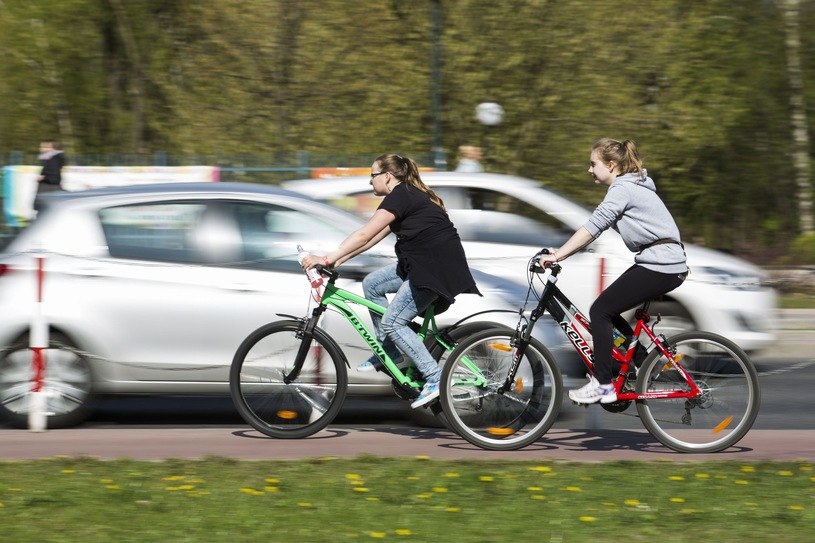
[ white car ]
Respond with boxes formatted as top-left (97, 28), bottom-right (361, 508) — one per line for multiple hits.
top-left (285, 172), bottom-right (778, 352)
top-left (0, 182), bottom-right (560, 428)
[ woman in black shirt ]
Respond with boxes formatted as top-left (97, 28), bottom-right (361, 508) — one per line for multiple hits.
top-left (301, 153), bottom-right (480, 408)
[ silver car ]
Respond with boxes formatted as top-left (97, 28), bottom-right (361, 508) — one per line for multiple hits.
top-left (0, 182), bottom-right (559, 428)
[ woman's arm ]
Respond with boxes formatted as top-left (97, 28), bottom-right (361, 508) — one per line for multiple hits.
top-left (301, 208), bottom-right (396, 268)
top-left (538, 227), bottom-right (595, 266)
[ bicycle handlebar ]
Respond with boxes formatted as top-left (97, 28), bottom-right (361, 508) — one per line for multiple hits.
top-left (529, 248), bottom-right (561, 275)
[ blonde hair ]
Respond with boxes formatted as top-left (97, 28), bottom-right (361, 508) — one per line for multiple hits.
top-left (592, 138), bottom-right (644, 178)
top-left (375, 153), bottom-right (445, 210)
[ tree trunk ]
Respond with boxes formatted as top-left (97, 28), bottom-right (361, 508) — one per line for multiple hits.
top-left (783, 0), bottom-right (813, 234)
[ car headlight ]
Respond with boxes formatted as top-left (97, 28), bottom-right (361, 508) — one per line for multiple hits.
top-left (692, 266), bottom-right (767, 290)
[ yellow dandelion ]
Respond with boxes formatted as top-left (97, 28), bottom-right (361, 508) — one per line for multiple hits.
top-left (681, 508), bottom-right (699, 514)
top-left (60, 469), bottom-right (75, 475)
top-left (445, 507), bottom-right (461, 512)
top-left (298, 502), bottom-right (313, 507)
top-left (166, 486), bottom-right (181, 492)
top-left (366, 497), bottom-right (380, 502)
top-left (531, 495), bottom-right (545, 500)
top-left (406, 476), bottom-right (420, 481)
top-left (580, 476), bottom-right (593, 481)
top-left (668, 476), bottom-right (684, 481)
top-left (350, 480), bottom-right (366, 486)
top-left (264, 486), bottom-right (279, 492)
top-left (444, 472), bottom-right (460, 478)
top-left (788, 505), bottom-right (804, 511)
top-left (163, 475), bottom-right (184, 481)
top-left (624, 499), bottom-right (641, 507)
top-left (433, 487), bottom-right (448, 493)
top-left (353, 487), bottom-right (370, 492)
top-left (479, 476), bottom-right (494, 482)
top-left (579, 516), bottom-right (597, 523)
top-left (369, 532), bottom-right (386, 538)
top-left (562, 486), bottom-right (581, 492)
top-left (416, 493), bottom-right (432, 500)
top-left (740, 466), bottom-right (755, 473)
top-left (744, 502), bottom-right (758, 507)
top-left (188, 478), bottom-right (205, 484)
top-left (415, 455), bottom-right (430, 460)
top-left (345, 474), bottom-right (361, 480)
top-left (100, 478), bottom-right (114, 484)
top-left (0, 502), bottom-right (4, 508)
top-left (240, 488), bottom-right (263, 496)
top-left (695, 473), bottom-right (710, 479)
top-left (265, 477), bottom-right (280, 484)
top-left (395, 529), bottom-right (413, 536)
top-left (810, 476), bottom-right (815, 483)
top-left (530, 466), bottom-right (552, 473)
top-left (105, 485), bottom-right (121, 491)
top-left (527, 486), bottom-right (543, 491)
top-left (778, 470), bottom-right (794, 477)
top-left (735, 480), bottom-right (749, 485)
top-left (670, 497), bottom-right (685, 503)
top-left (800, 465), bottom-right (812, 472)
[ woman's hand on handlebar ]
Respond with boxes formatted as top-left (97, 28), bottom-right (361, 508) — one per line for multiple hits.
top-left (538, 248), bottom-right (559, 269)
top-left (301, 253), bottom-right (332, 271)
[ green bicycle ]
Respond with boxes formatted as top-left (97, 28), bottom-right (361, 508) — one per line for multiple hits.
top-left (229, 264), bottom-right (508, 439)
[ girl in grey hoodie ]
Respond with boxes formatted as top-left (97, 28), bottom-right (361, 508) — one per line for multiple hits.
top-left (538, 138), bottom-right (688, 405)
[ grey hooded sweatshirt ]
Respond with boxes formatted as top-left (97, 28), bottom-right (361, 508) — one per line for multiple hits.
top-left (583, 170), bottom-right (688, 275)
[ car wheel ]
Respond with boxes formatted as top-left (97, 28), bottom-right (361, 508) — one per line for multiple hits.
top-left (0, 332), bottom-right (94, 428)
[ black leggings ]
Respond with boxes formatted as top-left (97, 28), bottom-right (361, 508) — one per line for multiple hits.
top-left (589, 265), bottom-right (687, 383)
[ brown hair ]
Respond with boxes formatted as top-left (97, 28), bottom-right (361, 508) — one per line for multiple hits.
top-left (375, 153), bottom-right (445, 210)
top-left (592, 138), bottom-right (644, 178)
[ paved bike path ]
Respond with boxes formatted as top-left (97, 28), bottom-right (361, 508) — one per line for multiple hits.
top-left (1, 428), bottom-right (811, 462)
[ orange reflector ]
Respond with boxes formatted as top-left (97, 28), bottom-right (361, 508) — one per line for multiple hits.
top-left (486, 427), bottom-right (516, 436)
top-left (713, 416), bottom-right (733, 434)
top-left (489, 343), bottom-right (512, 352)
top-left (513, 378), bottom-right (524, 394)
top-left (277, 410), bottom-right (298, 420)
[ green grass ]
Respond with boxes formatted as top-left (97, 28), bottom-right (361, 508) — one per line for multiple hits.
top-left (779, 292), bottom-right (815, 308)
top-left (0, 457), bottom-right (812, 542)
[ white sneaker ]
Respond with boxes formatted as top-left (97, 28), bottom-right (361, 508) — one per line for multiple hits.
top-left (411, 381), bottom-right (440, 409)
top-left (568, 375), bottom-right (617, 404)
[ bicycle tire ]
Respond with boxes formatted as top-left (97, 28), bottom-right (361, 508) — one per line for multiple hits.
top-left (635, 330), bottom-right (760, 453)
top-left (230, 319), bottom-right (348, 439)
top-left (439, 328), bottom-right (563, 451)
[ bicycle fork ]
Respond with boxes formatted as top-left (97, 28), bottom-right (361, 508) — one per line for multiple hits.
top-left (285, 305), bottom-right (327, 384)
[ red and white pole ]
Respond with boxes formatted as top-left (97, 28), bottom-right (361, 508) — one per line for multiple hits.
top-left (29, 254), bottom-right (48, 432)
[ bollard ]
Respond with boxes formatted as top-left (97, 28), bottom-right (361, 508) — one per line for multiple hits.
top-left (28, 255), bottom-right (48, 432)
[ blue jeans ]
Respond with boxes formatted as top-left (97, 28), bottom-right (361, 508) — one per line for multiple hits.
top-left (362, 263), bottom-right (441, 383)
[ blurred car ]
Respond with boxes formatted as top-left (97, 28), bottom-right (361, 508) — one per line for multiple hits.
top-left (0, 182), bottom-right (567, 428)
top-left (284, 172), bottom-right (778, 352)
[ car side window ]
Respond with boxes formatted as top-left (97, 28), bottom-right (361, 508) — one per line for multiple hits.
top-left (99, 203), bottom-right (208, 263)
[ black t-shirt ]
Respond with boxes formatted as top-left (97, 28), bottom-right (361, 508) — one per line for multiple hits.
top-left (379, 183), bottom-right (480, 312)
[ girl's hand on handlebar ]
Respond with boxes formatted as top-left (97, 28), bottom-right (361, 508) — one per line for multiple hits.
top-left (538, 248), bottom-right (559, 269)
top-left (301, 253), bottom-right (331, 270)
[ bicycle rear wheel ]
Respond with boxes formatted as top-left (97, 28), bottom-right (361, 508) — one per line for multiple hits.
top-left (636, 331), bottom-right (760, 453)
top-left (230, 320), bottom-right (348, 439)
top-left (439, 328), bottom-right (563, 451)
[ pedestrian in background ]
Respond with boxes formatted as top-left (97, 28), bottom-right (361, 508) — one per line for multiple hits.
top-left (455, 145), bottom-right (484, 173)
top-left (34, 139), bottom-right (66, 213)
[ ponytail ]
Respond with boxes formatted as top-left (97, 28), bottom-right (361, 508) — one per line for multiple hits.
top-left (374, 153), bottom-right (446, 210)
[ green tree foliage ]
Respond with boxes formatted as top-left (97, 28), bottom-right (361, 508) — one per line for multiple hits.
top-left (0, 0), bottom-right (811, 257)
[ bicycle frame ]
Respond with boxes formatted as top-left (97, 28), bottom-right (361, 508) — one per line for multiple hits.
top-left (515, 264), bottom-right (701, 401)
top-left (299, 269), bottom-right (454, 390)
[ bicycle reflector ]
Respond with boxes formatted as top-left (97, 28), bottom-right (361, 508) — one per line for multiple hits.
top-left (486, 427), bottom-right (517, 436)
top-left (713, 416), bottom-right (733, 434)
top-left (488, 342), bottom-right (512, 352)
top-left (277, 410), bottom-right (298, 420)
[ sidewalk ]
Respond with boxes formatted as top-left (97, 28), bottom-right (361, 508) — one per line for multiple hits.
top-left (762, 308), bottom-right (815, 358)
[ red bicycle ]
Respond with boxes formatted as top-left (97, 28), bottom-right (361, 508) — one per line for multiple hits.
top-left (439, 250), bottom-right (761, 452)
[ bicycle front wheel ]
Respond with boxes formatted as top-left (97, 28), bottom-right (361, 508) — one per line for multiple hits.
top-left (230, 320), bottom-right (348, 439)
top-left (440, 329), bottom-right (563, 451)
top-left (636, 331), bottom-right (760, 453)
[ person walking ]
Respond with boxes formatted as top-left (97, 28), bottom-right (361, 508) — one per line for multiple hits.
top-left (300, 153), bottom-right (481, 408)
top-left (34, 139), bottom-right (66, 213)
top-left (538, 138), bottom-right (688, 404)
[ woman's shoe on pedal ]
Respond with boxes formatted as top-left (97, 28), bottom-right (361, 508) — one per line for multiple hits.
top-left (568, 375), bottom-right (617, 404)
top-left (411, 381), bottom-right (440, 409)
